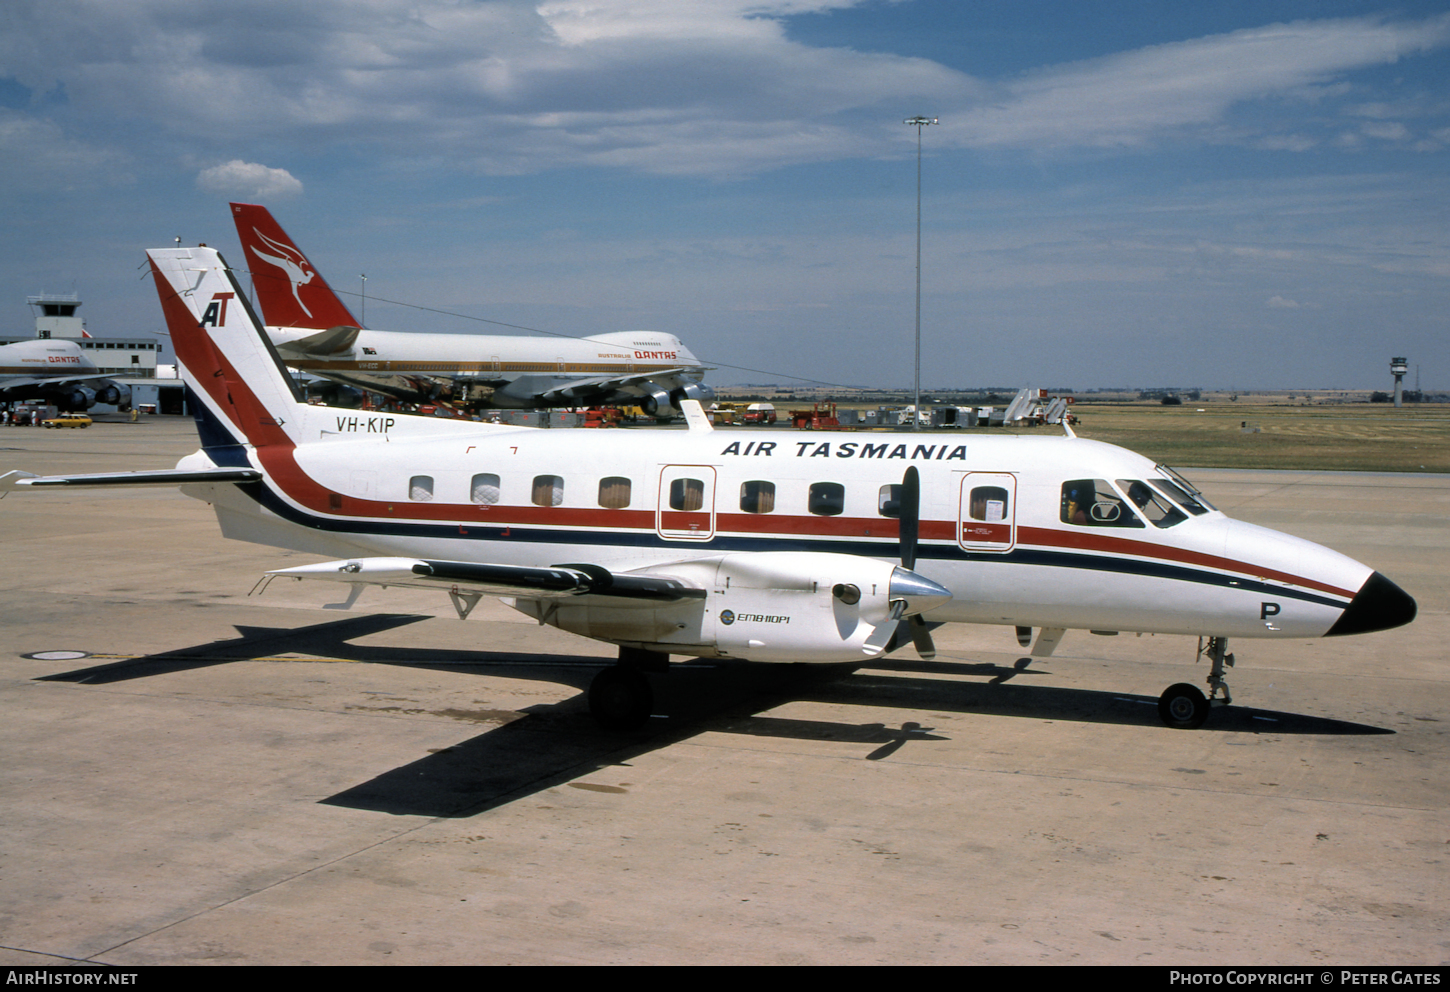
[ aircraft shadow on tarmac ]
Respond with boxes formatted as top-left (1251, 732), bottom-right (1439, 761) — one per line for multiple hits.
top-left (32, 613), bottom-right (1396, 818)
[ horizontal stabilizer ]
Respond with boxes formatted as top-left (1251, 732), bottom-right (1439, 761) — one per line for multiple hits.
top-left (274, 325), bottom-right (361, 356)
top-left (2, 466), bottom-right (261, 495)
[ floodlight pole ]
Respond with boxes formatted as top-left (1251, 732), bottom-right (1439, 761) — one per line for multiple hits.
top-left (360, 274), bottom-right (367, 327)
top-left (904, 116), bottom-right (937, 431)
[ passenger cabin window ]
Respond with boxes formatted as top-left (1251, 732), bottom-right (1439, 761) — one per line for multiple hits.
top-left (470, 473), bottom-right (500, 506)
top-left (740, 480), bottom-right (775, 514)
top-left (598, 477), bottom-right (632, 509)
top-left (968, 485), bottom-right (1010, 523)
top-left (878, 484), bottom-right (901, 518)
top-left (532, 475), bottom-right (564, 507)
top-left (670, 478), bottom-right (705, 511)
top-left (809, 482), bottom-right (845, 516)
top-left (1061, 479), bottom-right (1142, 528)
top-left (1117, 479), bottom-right (1186, 528)
top-left (409, 476), bottom-right (434, 502)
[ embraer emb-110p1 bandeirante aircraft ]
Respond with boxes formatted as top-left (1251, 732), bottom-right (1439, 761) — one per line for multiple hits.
top-left (230, 203), bottom-right (713, 418)
top-left (1, 248), bottom-right (1417, 731)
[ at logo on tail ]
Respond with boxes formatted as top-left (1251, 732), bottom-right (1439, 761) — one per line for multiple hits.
top-left (199, 292), bottom-right (236, 327)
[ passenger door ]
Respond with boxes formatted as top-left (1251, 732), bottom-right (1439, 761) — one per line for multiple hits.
top-left (958, 473), bottom-right (1016, 553)
top-left (657, 465), bottom-right (716, 541)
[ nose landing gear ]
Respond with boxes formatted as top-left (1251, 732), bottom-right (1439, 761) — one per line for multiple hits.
top-left (1158, 636), bottom-right (1233, 729)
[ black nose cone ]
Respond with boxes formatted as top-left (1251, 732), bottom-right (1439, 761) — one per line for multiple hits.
top-left (1325, 572), bottom-right (1417, 637)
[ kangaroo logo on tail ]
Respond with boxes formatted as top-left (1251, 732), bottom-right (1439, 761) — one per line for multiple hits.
top-left (248, 228), bottom-right (317, 318)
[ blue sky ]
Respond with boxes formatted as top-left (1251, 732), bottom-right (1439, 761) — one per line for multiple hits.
top-left (1, 0), bottom-right (1446, 391)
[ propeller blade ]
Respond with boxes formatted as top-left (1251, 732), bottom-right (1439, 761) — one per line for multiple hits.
top-left (863, 599), bottom-right (907, 654)
top-left (907, 615), bottom-right (936, 660)
top-left (900, 466), bottom-right (920, 571)
top-left (891, 466), bottom-right (940, 659)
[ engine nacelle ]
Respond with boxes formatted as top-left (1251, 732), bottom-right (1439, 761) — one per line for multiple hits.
top-left (94, 382), bottom-right (131, 408)
top-left (637, 384), bottom-right (675, 419)
top-left (63, 385), bottom-right (97, 410)
top-left (510, 552), bottom-right (950, 664)
top-left (638, 382), bottom-right (675, 417)
top-left (305, 380), bottom-right (366, 408)
top-left (670, 381), bottom-right (715, 408)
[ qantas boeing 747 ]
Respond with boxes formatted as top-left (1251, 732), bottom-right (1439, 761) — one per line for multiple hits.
top-left (231, 203), bottom-right (713, 418)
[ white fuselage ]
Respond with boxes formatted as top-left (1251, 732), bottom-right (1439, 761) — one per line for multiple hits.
top-left (186, 406), bottom-right (1371, 645)
top-left (269, 327), bottom-right (701, 385)
top-left (0, 339), bottom-right (97, 377)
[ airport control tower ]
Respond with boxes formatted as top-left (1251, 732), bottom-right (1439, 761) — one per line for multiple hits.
top-left (27, 292), bottom-right (86, 339)
top-left (1391, 356), bottom-right (1409, 408)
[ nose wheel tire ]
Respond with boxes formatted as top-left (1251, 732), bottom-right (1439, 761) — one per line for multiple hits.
top-left (589, 666), bottom-right (653, 731)
top-left (1158, 682), bottom-right (1210, 730)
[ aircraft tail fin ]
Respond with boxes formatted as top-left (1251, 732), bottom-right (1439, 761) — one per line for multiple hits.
top-left (229, 202), bottom-right (359, 330)
top-left (146, 247), bottom-right (305, 450)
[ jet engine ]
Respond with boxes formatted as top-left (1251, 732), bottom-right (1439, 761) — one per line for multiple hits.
top-left (637, 384), bottom-right (675, 419)
top-left (305, 380), bottom-right (367, 408)
top-left (64, 386), bottom-right (95, 409)
top-left (94, 382), bottom-right (131, 409)
top-left (670, 381), bottom-right (714, 408)
top-left (512, 552), bottom-right (950, 664)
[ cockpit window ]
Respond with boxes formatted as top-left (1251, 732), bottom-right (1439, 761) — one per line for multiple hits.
top-left (1117, 480), bottom-right (1187, 528)
top-left (1061, 479), bottom-right (1143, 528)
top-left (1150, 465), bottom-right (1212, 514)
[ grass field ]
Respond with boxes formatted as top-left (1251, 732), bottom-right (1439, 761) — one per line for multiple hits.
top-left (1065, 402), bottom-right (1450, 473)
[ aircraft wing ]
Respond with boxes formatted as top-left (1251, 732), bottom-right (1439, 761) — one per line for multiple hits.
top-left (264, 556), bottom-right (706, 603)
top-left (0, 467), bottom-right (263, 497)
top-left (0, 372), bottom-right (132, 394)
top-left (535, 367), bottom-right (705, 403)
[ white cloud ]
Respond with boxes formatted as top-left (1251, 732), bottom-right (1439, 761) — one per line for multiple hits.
top-left (0, 109), bottom-right (129, 191)
top-left (947, 16), bottom-right (1450, 150)
top-left (1361, 121), bottom-right (1410, 141)
top-left (0, 3), bottom-right (1445, 180)
top-left (1267, 295), bottom-right (1300, 308)
top-left (196, 160), bottom-right (303, 199)
top-left (0, 0), bottom-right (973, 177)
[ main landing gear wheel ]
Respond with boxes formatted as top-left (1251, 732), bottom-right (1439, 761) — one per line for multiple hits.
top-left (589, 666), bottom-right (653, 731)
top-left (1158, 682), bottom-right (1210, 730)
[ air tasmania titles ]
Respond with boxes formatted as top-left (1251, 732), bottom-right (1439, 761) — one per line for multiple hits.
top-left (719, 440), bottom-right (970, 461)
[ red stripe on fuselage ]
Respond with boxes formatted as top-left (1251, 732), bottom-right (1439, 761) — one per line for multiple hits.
top-left (1015, 525), bottom-right (1351, 599)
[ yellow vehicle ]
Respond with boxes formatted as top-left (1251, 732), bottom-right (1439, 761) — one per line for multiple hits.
top-left (43, 414), bottom-right (92, 429)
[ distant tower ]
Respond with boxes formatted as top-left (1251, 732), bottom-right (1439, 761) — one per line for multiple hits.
top-left (1390, 356), bottom-right (1408, 408)
top-left (27, 293), bottom-right (86, 340)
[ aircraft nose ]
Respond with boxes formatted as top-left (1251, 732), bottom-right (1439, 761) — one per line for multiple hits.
top-left (1325, 572), bottom-right (1417, 637)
